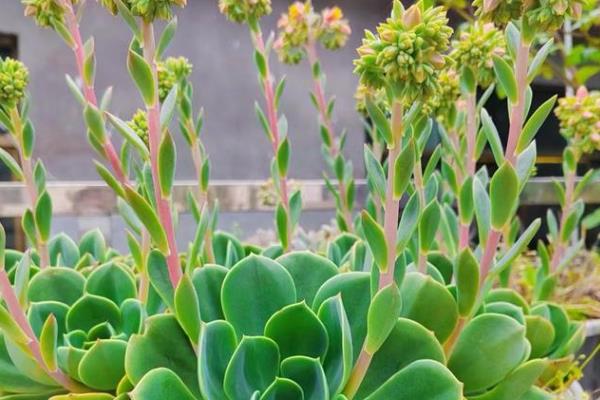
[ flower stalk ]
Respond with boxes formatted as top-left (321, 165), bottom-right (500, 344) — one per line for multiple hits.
top-left (251, 26), bottom-right (293, 251)
top-left (60, 0), bottom-right (128, 184)
top-left (141, 21), bottom-right (181, 287)
top-left (305, 42), bottom-right (354, 232)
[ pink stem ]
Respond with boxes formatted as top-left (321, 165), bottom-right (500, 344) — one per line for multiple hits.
top-left (305, 42), bottom-right (353, 231)
top-left (142, 22), bottom-right (181, 288)
top-left (342, 345), bottom-right (373, 398)
top-left (479, 229), bottom-right (502, 287)
top-left (251, 28), bottom-right (292, 249)
top-left (458, 93), bottom-right (478, 250)
top-left (505, 42), bottom-right (530, 167)
top-left (379, 144), bottom-right (401, 288)
top-left (62, 0), bottom-right (128, 185)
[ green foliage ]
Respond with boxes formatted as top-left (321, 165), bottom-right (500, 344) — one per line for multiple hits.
top-left (3, 2), bottom-right (592, 400)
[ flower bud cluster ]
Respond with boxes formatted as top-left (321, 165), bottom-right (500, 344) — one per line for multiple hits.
top-left (317, 6), bottom-right (351, 51)
top-left (129, 0), bottom-right (186, 22)
top-left (157, 56), bottom-right (193, 102)
top-left (22, 0), bottom-right (77, 28)
top-left (0, 58), bottom-right (29, 109)
top-left (474, 0), bottom-right (582, 32)
top-left (274, 2), bottom-right (350, 65)
top-left (422, 68), bottom-right (460, 127)
top-left (128, 109), bottom-right (149, 147)
top-left (354, 1), bottom-right (452, 104)
top-left (218, 0), bottom-right (272, 24)
top-left (450, 22), bottom-right (506, 88)
top-left (354, 83), bottom-right (389, 115)
top-left (555, 87), bottom-right (600, 154)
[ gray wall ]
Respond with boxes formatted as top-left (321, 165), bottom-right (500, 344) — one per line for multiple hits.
top-left (0, 0), bottom-right (391, 181)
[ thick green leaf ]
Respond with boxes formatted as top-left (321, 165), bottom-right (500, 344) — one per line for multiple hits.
top-left (490, 163), bottom-right (519, 229)
top-left (0, 148), bottom-right (24, 181)
top-left (265, 302), bottom-right (328, 359)
top-left (275, 203), bottom-right (289, 250)
top-left (79, 229), bottom-right (106, 261)
top-left (455, 249), bottom-right (479, 317)
top-left (281, 356), bottom-right (328, 400)
top-left (174, 274), bottom-right (201, 344)
top-left (365, 283), bottom-right (401, 354)
top-left (48, 233), bottom-right (80, 268)
top-left (480, 109), bottom-right (504, 167)
top-left (468, 359), bottom-right (547, 400)
top-left (157, 17), bottom-right (178, 57)
top-left (130, 367), bottom-right (196, 400)
top-left (396, 192), bottom-right (420, 252)
top-left (419, 200), bottom-right (441, 252)
top-left (492, 56), bottom-right (517, 103)
top-left (448, 314), bottom-right (528, 394)
top-left (277, 251), bottom-right (338, 304)
top-left (160, 84), bottom-right (178, 129)
top-left (363, 146), bottom-right (386, 202)
top-left (34, 191), bottom-right (52, 242)
top-left (85, 262), bottom-right (136, 305)
top-left (260, 378), bottom-right (304, 400)
top-left (277, 138), bottom-right (290, 177)
top-left (28, 267), bottom-right (85, 306)
top-left (361, 211), bottom-right (388, 272)
top-left (127, 49), bottom-right (155, 105)
top-left (28, 302), bottom-right (68, 348)
top-left (158, 132), bottom-right (176, 197)
top-left (527, 39), bottom-right (554, 82)
top-left (126, 314), bottom-right (200, 397)
top-left (221, 255), bottom-right (296, 336)
top-left (400, 272), bottom-right (458, 343)
top-left (120, 299), bottom-right (145, 337)
top-left (66, 294), bottom-right (120, 332)
top-left (517, 96), bottom-right (556, 153)
top-left (106, 112), bottom-right (150, 159)
top-left (317, 295), bottom-right (353, 396)
top-left (211, 231), bottom-right (244, 267)
top-left (0, 334), bottom-right (56, 394)
top-left (147, 250), bottom-right (175, 310)
top-left (79, 339), bottom-right (127, 390)
top-left (223, 336), bottom-right (280, 399)
top-left (525, 315), bottom-right (555, 358)
top-left (198, 320), bottom-right (238, 400)
top-left (357, 318), bottom-right (445, 398)
top-left (366, 360), bottom-right (462, 400)
top-left (84, 104), bottom-right (106, 143)
top-left (124, 187), bottom-right (168, 253)
top-left (192, 265), bottom-right (227, 322)
top-left (313, 272), bottom-right (370, 362)
top-left (393, 140), bottom-right (415, 198)
top-left (365, 98), bottom-right (392, 146)
top-left (39, 315), bottom-right (58, 371)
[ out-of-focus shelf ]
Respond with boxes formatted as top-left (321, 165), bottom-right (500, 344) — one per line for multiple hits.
top-left (0, 177), bottom-right (598, 218)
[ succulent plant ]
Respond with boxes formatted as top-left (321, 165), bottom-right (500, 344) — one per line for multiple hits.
top-left (0, 0), bottom-right (594, 399)
top-left (218, 0), bottom-right (272, 25)
top-left (354, 0), bottom-right (453, 103)
top-left (0, 58), bottom-right (29, 109)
